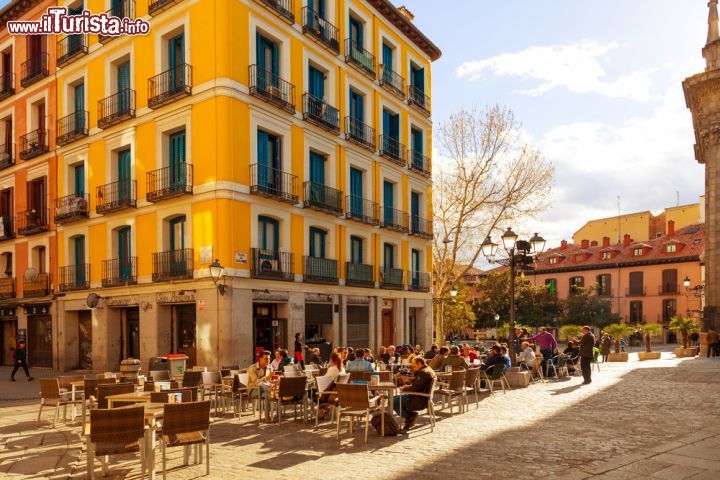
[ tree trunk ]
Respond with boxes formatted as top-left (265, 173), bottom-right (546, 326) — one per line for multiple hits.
top-left (682, 332), bottom-right (688, 349)
top-left (614, 338), bottom-right (620, 354)
top-left (645, 333), bottom-right (651, 353)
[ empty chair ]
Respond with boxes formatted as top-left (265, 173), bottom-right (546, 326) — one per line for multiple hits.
top-left (96, 382), bottom-right (134, 409)
top-left (437, 370), bottom-right (467, 414)
top-left (272, 376), bottom-right (308, 424)
top-left (232, 373), bottom-right (254, 417)
top-left (348, 371), bottom-right (372, 383)
top-left (87, 406), bottom-right (146, 480)
top-left (335, 383), bottom-right (385, 443)
top-left (57, 374), bottom-right (86, 393)
top-left (160, 401), bottom-right (211, 480)
top-left (144, 381), bottom-right (156, 392)
top-left (283, 365), bottom-right (303, 378)
top-left (182, 371), bottom-right (204, 389)
top-left (150, 370), bottom-right (171, 381)
top-left (37, 378), bottom-right (83, 427)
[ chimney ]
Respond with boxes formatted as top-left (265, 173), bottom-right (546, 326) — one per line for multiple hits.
top-left (398, 6), bottom-right (415, 21)
top-left (623, 234), bottom-right (631, 247)
top-left (590, 240), bottom-right (598, 247)
top-left (603, 236), bottom-right (610, 248)
top-left (580, 239), bottom-right (589, 249)
top-left (560, 240), bottom-right (568, 250)
top-left (668, 220), bottom-right (675, 236)
top-left (705, 0), bottom-right (720, 70)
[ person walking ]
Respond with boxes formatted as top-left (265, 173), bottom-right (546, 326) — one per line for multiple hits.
top-left (293, 333), bottom-right (305, 367)
top-left (10, 342), bottom-right (34, 382)
top-left (600, 334), bottom-right (611, 362)
top-left (578, 326), bottom-right (596, 385)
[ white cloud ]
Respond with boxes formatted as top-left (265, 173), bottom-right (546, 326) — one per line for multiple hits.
top-left (456, 39), bottom-right (654, 101)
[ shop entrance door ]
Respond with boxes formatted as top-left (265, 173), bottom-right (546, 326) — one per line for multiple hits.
top-left (253, 304), bottom-right (286, 355)
top-left (28, 315), bottom-right (52, 368)
top-left (1, 318), bottom-right (17, 365)
top-left (124, 308), bottom-right (140, 360)
top-left (174, 304), bottom-right (196, 367)
top-left (382, 309), bottom-right (394, 347)
top-left (78, 311), bottom-right (92, 370)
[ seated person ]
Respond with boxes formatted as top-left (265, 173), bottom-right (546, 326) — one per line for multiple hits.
top-left (440, 346), bottom-right (471, 370)
top-left (269, 350), bottom-right (283, 371)
top-left (363, 349), bottom-right (375, 364)
top-left (428, 346), bottom-right (449, 370)
top-left (424, 345), bottom-right (439, 360)
top-left (480, 345), bottom-right (507, 372)
top-left (247, 351), bottom-right (273, 420)
top-left (305, 348), bottom-right (321, 365)
top-left (346, 351), bottom-right (375, 372)
top-left (499, 346), bottom-right (512, 370)
top-left (382, 345), bottom-right (400, 365)
top-left (463, 345), bottom-right (479, 363)
top-left (476, 341), bottom-right (486, 354)
top-left (278, 349), bottom-right (293, 370)
top-left (393, 357), bottom-right (436, 431)
top-left (518, 341), bottom-right (536, 369)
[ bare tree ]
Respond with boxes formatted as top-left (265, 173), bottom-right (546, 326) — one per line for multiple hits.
top-left (433, 105), bottom-right (554, 341)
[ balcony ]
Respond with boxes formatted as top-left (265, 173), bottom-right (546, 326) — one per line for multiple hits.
top-left (148, 64), bottom-right (192, 109)
top-left (0, 277), bottom-right (15, 300)
top-left (346, 262), bottom-right (374, 287)
top-left (409, 150), bottom-right (431, 177)
top-left (23, 272), bottom-right (50, 298)
top-left (345, 39), bottom-right (376, 79)
top-left (345, 196), bottom-right (379, 225)
top-left (254, 0), bottom-right (295, 24)
top-left (0, 215), bottom-right (14, 241)
top-left (410, 215), bottom-right (433, 239)
top-left (0, 72), bottom-right (14, 100)
top-left (303, 93), bottom-right (340, 133)
top-left (658, 284), bottom-right (680, 295)
top-left (304, 181), bottom-right (343, 215)
top-left (249, 65), bottom-right (296, 114)
top-left (345, 117), bottom-right (376, 152)
top-left (249, 164), bottom-right (299, 203)
top-left (379, 135), bottom-right (406, 166)
top-left (19, 129), bottom-right (49, 160)
top-left (148, 0), bottom-right (183, 16)
top-left (408, 85), bottom-right (431, 116)
top-left (146, 164), bottom-right (193, 202)
top-left (56, 111), bottom-right (88, 146)
top-left (59, 264), bottom-right (90, 291)
top-left (99, 0), bottom-right (135, 44)
top-left (54, 194), bottom-right (89, 224)
top-left (96, 180), bottom-right (137, 214)
top-left (303, 256), bottom-right (338, 284)
top-left (625, 287), bottom-right (647, 297)
top-left (152, 248), bottom-right (194, 282)
top-left (20, 53), bottom-right (49, 87)
top-left (380, 267), bottom-right (404, 290)
top-left (301, 7), bottom-right (340, 53)
top-left (98, 89), bottom-right (136, 129)
top-left (597, 288), bottom-right (614, 298)
top-left (251, 248), bottom-right (294, 281)
top-left (102, 258), bottom-right (137, 287)
top-left (0, 144), bottom-right (14, 170)
top-left (17, 208), bottom-right (50, 236)
top-left (57, 35), bottom-right (88, 68)
top-left (379, 65), bottom-right (405, 100)
top-left (409, 272), bottom-right (431, 292)
top-left (381, 206), bottom-right (409, 233)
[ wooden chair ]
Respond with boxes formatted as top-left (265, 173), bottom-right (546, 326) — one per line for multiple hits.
top-left (37, 378), bottom-right (83, 427)
top-left (150, 370), bottom-right (171, 381)
top-left (313, 375), bottom-right (336, 428)
top-left (528, 356), bottom-right (546, 383)
top-left (482, 364), bottom-right (511, 394)
top-left (335, 383), bottom-right (385, 443)
top-left (201, 371), bottom-right (230, 414)
top-left (272, 376), bottom-right (308, 423)
top-left (96, 382), bottom-right (134, 409)
top-left (161, 401), bottom-right (211, 480)
top-left (437, 370), bottom-right (466, 413)
top-left (232, 373), bottom-right (253, 417)
top-left (402, 376), bottom-right (437, 431)
top-left (463, 368), bottom-right (481, 408)
top-left (87, 406), bottom-right (146, 480)
top-left (182, 371), bottom-right (204, 389)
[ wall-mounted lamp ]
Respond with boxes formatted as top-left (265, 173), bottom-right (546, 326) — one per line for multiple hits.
top-left (209, 259), bottom-right (226, 295)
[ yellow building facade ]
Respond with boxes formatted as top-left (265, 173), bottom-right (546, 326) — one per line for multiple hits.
top-left (50, 0), bottom-right (439, 371)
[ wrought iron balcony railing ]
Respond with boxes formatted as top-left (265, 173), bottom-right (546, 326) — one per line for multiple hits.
top-left (152, 248), bottom-right (194, 282)
top-left (408, 85), bottom-right (431, 116)
top-left (23, 272), bottom-right (50, 298)
top-left (658, 284), bottom-right (680, 295)
top-left (304, 181), bottom-right (343, 215)
top-left (148, 63), bottom-right (192, 109)
top-left (102, 257), bottom-right (138, 287)
top-left (380, 267), bottom-right (404, 289)
top-left (303, 93), bottom-right (340, 133)
top-left (20, 52), bottom-right (49, 87)
top-left (409, 272), bottom-right (431, 292)
top-left (0, 72), bottom-right (14, 100)
top-left (251, 248), bottom-right (294, 281)
top-left (0, 144), bottom-right (13, 170)
top-left (96, 179), bottom-right (137, 214)
top-left (410, 215), bottom-right (433, 239)
top-left (249, 65), bottom-right (296, 114)
top-left (0, 277), bottom-right (15, 299)
top-left (98, 89), bottom-right (136, 129)
top-left (254, 0), bottom-right (295, 24)
top-left (0, 215), bottom-right (14, 241)
top-left (346, 262), bottom-right (374, 287)
top-left (379, 135), bottom-right (406, 166)
top-left (345, 39), bottom-right (376, 79)
top-left (56, 111), bottom-right (88, 146)
top-left (99, 0), bottom-right (135, 43)
top-left (345, 195), bottom-right (379, 225)
top-left (250, 164), bottom-right (299, 203)
top-left (59, 264), bottom-right (90, 291)
top-left (625, 287), bottom-right (647, 297)
top-left (19, 129), bottom-right (49, 160)
top-left (57, 34), bottom-right (88, 68)
top-left (345, 116), bottom-right (376, 151)
top-left (146, 163), bottom-right (193, 202)
top-left (148, 0), bottom-right (183, 16)
top-left (379, 65), bottom-right (405, 99)
top-left (54, 194), bottom-right (89, 224)
top-left (409, 150), bottom-right (431, 177)
top-left (17, 208), bottom-right (50, 236)
top-left (381, 206), bottom-right (409, 232)
top-left (303, 256), bottom-right (338, 284)
top-left (302, 7), bottom-right (340, 53)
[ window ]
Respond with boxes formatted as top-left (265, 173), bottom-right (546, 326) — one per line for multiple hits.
top-left (633, 248), bottom-right (643, 256)
top-left (630, 301), bottom-right (643, 324)
top-left (117, 226), bottom-right (132, 279)
top-left (383, 180), bottom-right (394, 225)
top-left (72, 235), bottom-right (86, 283)
top-left (167, 129), bottom-right (187, 189)
top-left (350, 167), bottom-right (363, 215)
top-left (545, 278), bottom-right (557, 295)
top-left (601, 251), bottom-right (611, 260)
top-left (166, 32), bottom-right (185, 84)
top-left (411, 249), bottom-right (421, 287)
top-left (72, 81), bottom-right (85, 130)
top-left (1, 115), bottom-right (11, 158)
top-left (0, 47), bottom-right (12, 92)
top-left (410, 127), bottom-right (423, 167)
top-left (569, 276), bottom-right (584, 295)
top-left (309, 227), bottom-right (326, 258)
top-left (256, 33), bottom-right (279, 77)
top-left (258, 216), bottom-right (279, 251)
top-left (663, 299), bottom-right (676, 323)
top-left (411, 191), bottom-right (420, 231)
top-left (349, 16), bottom-right (363, 46)
top-left (383, 243), bottom-right (394, 269)
top-left (32, 246), bottom-right (46, 273)
top-left (382, 42), bottom-right (394, 72)
top-left (410, 63), bottom-right (425, 93)
top-left (548, 257), bottom-right (558, 265)
top-left (596, 274), bottom-right (611, 296)
top-left (116, 60), bottom-right (130, 111)
top-left (1, 251), bottom-right (11, 277)
top-left (169, 215), bottom-right (185, 251)
top-left (309, 151), bottom-right (325, 185)
top-left (73, 164), bottom-right (84, 196)
top-left (0, 188), bottom-right (12, 233)
top-left (308, 64), bottom-right (325, 100)
top-left (257, 130), bottom-right (281, 191)
top-left (117, 148), bottom-right (131, 202)
top-left (629, 271), bottom-right (644, 296)
top-left (350, 235), bottom-right (363, 263)
top-left (661, 269), bottom-right (678, 294)
top-left (666, 244), bottom-right (677, 253)
top-left (27, 177), bottom-right (46, 212)
top-left (349, 89), bottom-right (364, 123)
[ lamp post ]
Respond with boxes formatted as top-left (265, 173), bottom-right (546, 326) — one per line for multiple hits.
top-left (482, 228), bottom-right (546, 366)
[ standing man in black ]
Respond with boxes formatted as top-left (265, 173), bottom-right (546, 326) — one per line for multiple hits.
top-left (578, 326), bottom-right (596, 385)
top-left (10, 342), bottom-right (34, 382)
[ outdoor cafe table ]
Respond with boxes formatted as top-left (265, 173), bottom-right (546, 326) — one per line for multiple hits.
top-left (106, 391), bottom-right (152, 408)
top-left (371, 381), bottom-right (398, 418)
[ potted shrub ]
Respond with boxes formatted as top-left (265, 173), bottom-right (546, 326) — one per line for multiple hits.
top-left (638, 323), bottom-right (663, 360)
top-left (669, 316), bottom-right (700, 357)
top-left (560, 324), bottom-right (583, 342)
top-left (604, 323), bottom-right (635, 361)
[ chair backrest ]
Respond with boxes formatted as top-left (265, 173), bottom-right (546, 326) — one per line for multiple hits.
top-left (165, 387), bottom-right (198, 402)
top-left (336, 373), bottom-right (350, 384)
top-left (349, 371), bottom-right (372, 383)
top-left (96, 382), bottom-right (134, 409)
top-left (237, 373), bottom-right (249, 387)
top-left (304, 364), bottom-right (319, 372)
top-left (228, 369), bottom-right (240, 378)
top-left (163, 400), bottom-right (211, 436)
top-left (283, 365), bottom-right (298, 375)
top-left (84, 378), bottom-right (116, 399)
top-left (283, 369), bottom-right (302, 378)
top-left (318, 367), bottom-right (329, 376)
top-left (448, 370), bottom-right (466, 391)
top-left (143, 381), bottom-right (155, 392)
top-left (201, 371), bottom-right (222, 386)
top-left (182, 371), bottom-right (204, 388)
top-left (150, 392), bottom-right (170, 403)
top-left (39, 378), bottom-right (60, 399)
top-left (489, 363), bottom-right (505, 380)
top-left (464, 368), bottom-right (480, 387)
top-left (315, 375), bottom-right (334, 393)
top-left (377, 371), bottom-right (393, 382)
top-left (57, 375), bottom-right (85, 390)
top-left (557, 356), bottom-right (567, 367)
top-left (90, 406), bottom-right (145, 445)
top-left (220, 369), bottom-right (230, 378)
top-left (278, 376), bottom-right (307, 397)
top-left (150, 370), bottom-right (171, 381)
top-left (336, 383), bottom-right (370, 409)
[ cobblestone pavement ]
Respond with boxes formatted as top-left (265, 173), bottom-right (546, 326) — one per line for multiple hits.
top-left (1, 350), bottom-right (719, 479)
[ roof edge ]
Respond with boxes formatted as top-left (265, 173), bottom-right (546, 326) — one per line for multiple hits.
top-left (366, 0), bottom-right (442, 61)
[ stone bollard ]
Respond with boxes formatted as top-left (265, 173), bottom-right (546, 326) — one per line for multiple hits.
top-left (504, 367), bottom-right (530, 388)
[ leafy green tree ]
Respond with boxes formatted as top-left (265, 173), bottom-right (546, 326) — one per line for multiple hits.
top-left (559, 324), bottom-right (583, 342)
top-left (638, 323), bottom-right (663, 353)
top-left (668, 316), bottom-right (700, 349)
top-left (560, 287), bottom-right (620, 328)
top-left (605, 323), bottom-right (636, 353)
top-left (440, 282), bottom-right (477, 337)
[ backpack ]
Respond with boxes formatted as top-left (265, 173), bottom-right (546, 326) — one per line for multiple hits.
top-left (370, 412), bottom-right (400, 436)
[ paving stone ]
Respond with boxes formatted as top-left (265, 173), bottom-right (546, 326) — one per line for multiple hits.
top-left (651, 463), bottom-right (704, 480)
top-left (618, 459), bottom-right (673, 475)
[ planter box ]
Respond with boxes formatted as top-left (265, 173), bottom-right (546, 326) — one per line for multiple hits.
top-left (504, 368), bottom-right (530, 388)
top-left (608, 352), bottom-right (629, 362)
top-left (674, 347), bottom-right (698, 358)
top-left (638, 352), bottom-right (661, 361)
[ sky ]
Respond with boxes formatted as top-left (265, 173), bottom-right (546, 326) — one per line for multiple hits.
top-left (403, 0), bottom-right (708, 246)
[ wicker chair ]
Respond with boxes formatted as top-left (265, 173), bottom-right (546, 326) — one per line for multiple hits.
top-left (161, 401), bottom-right (212, 480)
top-left (463, 368), bottom-right (481, 408)
top-left (57, 374), bottom-right (85, 393)
top-left (201, 371), bottom-right (230, 414)
top-left (182, 371), bottom-right (204, 389)
top-left (37, 378), bottom-right (83, 427)
top-left (527, 356), bottom-right (546, 383)
top-left (96, 382), bottom-right (134, 409)
top-left (150, 370), bottom-right (171, 381)
top-left (402, 376), bottom-right (437, 431)
top-left (272, 376), bottom-right (308, 423)
top-left (482, 364), bottom-right (511, 394)
top-left (348, 371), bottom-right (372, 383)
top-left (87, 406), bottom-right (146, 480)
top-left (232, 373), bottom-right (253, 417)
top-left (313, 375), bottom-right (337, 428)
top-left (335, 383), bottom-right (384, 443)
top-left (437, 370), bottom-right (467, 413)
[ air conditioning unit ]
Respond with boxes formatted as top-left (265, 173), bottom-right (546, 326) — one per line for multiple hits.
top-left (260, 259), bottom-right (279, 273)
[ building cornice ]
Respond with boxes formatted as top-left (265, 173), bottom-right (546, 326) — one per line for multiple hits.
top-left (366, 0), bottom-right (442, 61)
top-left (531, 255), bottom-right (701, 276)
top-left (0, 0), bottom-right (44, 30)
